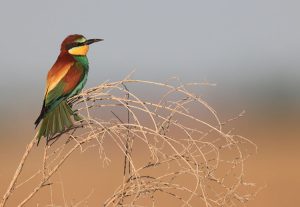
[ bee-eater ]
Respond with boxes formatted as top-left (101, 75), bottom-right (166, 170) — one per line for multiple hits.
top-left (35, 34), bottom-right (103, 145)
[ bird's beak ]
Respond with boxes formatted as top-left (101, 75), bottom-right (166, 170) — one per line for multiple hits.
top-left (86, 39), bottom-right (103, 45)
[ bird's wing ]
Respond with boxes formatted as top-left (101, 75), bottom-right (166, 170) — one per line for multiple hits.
top-left (44, 62), bottom-right (85, 110)
top-left (46, 62), bottom-right (73, 94)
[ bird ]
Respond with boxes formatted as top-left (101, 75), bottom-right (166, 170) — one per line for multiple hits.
top-left (35, 34), bottom-right (103, 145)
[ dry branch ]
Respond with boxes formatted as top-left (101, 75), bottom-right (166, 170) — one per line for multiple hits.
top-left (0, 74), bottom-right (258, 207)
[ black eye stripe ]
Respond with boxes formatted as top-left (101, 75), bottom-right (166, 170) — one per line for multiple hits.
top-left (66, 41), bottom-right (86, 50)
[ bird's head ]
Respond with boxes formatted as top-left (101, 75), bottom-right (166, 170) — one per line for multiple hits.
top-left (60, 34), bottom-right (103, 55)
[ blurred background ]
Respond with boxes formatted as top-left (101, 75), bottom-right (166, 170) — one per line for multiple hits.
top-left (0, 0), bottom-right (299, 206)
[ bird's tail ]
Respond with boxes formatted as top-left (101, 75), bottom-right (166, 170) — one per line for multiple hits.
top-left (37, 100), bottom-right (74, 145)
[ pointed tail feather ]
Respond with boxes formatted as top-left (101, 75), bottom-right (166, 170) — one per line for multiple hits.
top-left (37, 101), bottom-right (74, 145)
top-left (35, 100), bottom-right (47, 128)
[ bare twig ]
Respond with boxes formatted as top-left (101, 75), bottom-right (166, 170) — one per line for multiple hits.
top-left (1, 75), bottom-right (258, 207)
top-left (0, 133), bottom-right (38, 207)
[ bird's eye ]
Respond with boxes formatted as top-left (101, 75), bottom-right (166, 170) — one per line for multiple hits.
top-left (66, 42), bottom-right (83, 50)
top-left (66, 43), bottom-right (74, 50)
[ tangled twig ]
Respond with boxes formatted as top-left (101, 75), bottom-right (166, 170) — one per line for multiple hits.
top-left (0, 74), bottom-right (258, 206)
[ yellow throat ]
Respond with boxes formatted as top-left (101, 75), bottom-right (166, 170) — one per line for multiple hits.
top-left (68, 45), bottom-right (89, 55)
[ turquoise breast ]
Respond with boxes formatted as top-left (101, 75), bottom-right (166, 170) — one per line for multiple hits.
top-left (68, 55), bottom-right (89, 98)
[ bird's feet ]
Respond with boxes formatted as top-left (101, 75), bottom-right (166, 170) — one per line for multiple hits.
top-left (73, 113), bottom-right (83, 122)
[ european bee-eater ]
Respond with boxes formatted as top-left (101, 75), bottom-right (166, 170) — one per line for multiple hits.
top-left (35, 34), bottom-right (103, 145)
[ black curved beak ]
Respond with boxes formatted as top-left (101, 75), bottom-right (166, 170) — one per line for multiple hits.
top-left (86, 39), bottom-right (103, 45)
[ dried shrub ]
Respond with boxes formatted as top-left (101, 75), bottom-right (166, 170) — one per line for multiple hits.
top-left (1, 74), bottom-right (258, 207)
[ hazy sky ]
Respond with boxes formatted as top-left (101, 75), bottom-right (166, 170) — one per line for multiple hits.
top-left (0, 0), bottom-right (299, 117)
